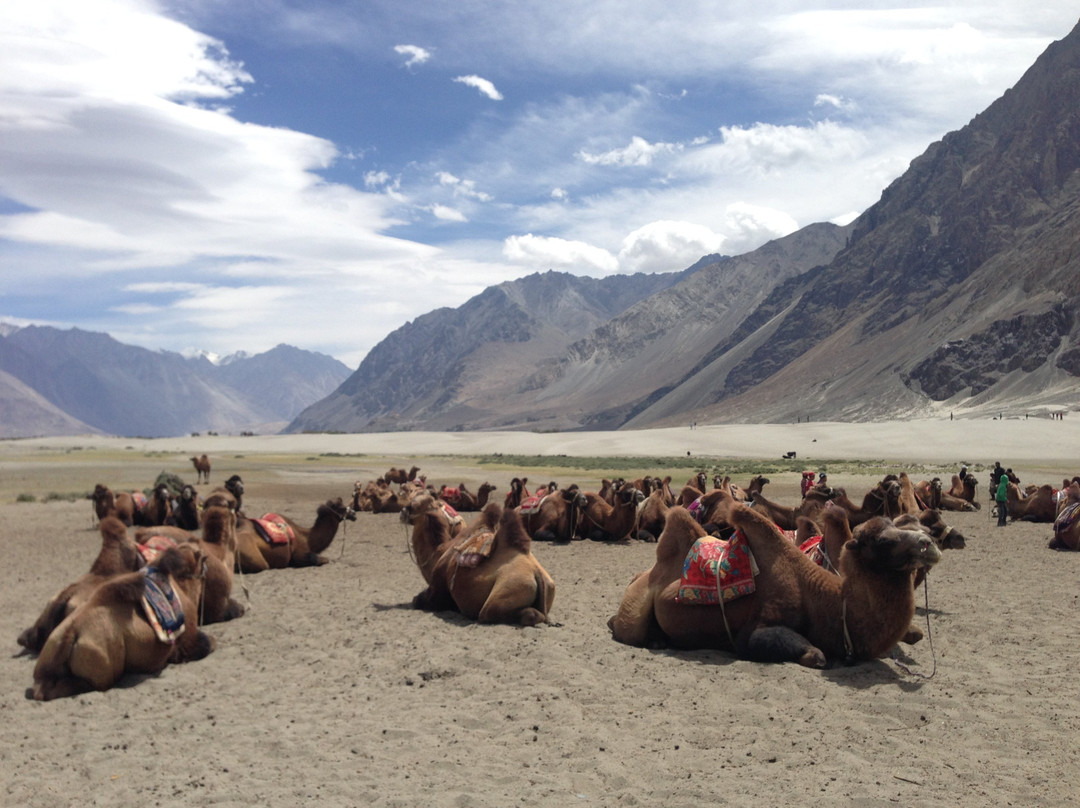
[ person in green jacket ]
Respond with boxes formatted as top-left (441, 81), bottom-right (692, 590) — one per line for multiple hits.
top-left (995, 474), bottom-right (1009, 526)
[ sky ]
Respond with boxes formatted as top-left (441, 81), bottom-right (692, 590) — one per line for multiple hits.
top-left (1, 2), bottom-right (1077, 368)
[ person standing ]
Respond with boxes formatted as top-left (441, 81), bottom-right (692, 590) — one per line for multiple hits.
top-left (995, 473), bottom-right (1009, 527)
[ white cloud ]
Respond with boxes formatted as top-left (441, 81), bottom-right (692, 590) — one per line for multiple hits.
top-left (578, 135), bottom-right (680, 167)
top-left (431, 204), bottom-right (468, 222)
top-left (453, 74), bottom-right (503, 100)
top-left (436, 171), bottom-right (492, 201)
top-left (617, 220), bottom-right (726, 274)
top-left (503, 234), bottom-right (618, 274)
top-left (394, 44), bottom-right (431, 68)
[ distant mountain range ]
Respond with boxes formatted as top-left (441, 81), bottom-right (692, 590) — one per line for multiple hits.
top-left (287, 19), bottom-right (1080, 433)
top-left (0, 327), bottom-right (351, 438)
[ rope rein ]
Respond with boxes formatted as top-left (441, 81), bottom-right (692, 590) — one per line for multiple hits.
top-left (890, 573), bottom-right (937, 680)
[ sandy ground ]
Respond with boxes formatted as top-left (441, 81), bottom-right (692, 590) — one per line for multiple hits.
top-left (2, 424), bottom-right (1079, 807)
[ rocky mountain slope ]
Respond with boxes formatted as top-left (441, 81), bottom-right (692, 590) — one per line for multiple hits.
top-left (0, 327), bottom-right (350, 437)
top-left (289, 19), bottom-right (1080, 433)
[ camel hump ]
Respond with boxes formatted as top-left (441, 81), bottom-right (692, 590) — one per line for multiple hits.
top-left (497, 507), bottom-right (531, 554)
top-left (98, 516), bottom-right (129, 543)
top-left (97, 572), bottom-right (148, 605)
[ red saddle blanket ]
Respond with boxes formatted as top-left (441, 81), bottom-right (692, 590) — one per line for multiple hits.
top-left (798, 535), bottom-right (831, 569)
top-left (518, 495), bottom-right (546, 515)
top-left (137, 534), bottom-right (178, 565)
top-left (252, 513), bottom-right (294, 546)
top-left (453, 530), bottom-right (495, 569)
top-left (140, 568), bottom-right (185, 644)
top-left (131, 491), bottom-right (148, 511)
top-left (677, 531), bottom-right (758, 605)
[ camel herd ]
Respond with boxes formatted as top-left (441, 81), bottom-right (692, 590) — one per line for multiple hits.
top-left (16, 460), bottom-right (1080, 700)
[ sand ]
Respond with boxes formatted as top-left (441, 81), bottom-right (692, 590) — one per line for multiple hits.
top-left (2, 422), bottom-right (1079, 807)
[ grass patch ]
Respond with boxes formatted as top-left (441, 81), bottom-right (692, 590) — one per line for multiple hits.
top-left (43, 491), bottom-right (85, 503)
top-left (16, 493), bottom-right (36, 503)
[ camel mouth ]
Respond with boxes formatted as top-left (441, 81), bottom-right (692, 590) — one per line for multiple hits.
top-left (918, 540), bottom-right (943, 568)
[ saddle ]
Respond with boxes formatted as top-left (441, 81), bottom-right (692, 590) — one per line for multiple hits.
top-left (518, 495), bottom-right (546, 516)
top-left (140, 567), bottom-right (186, 643)
top-left (677, 531), bottom-right (758, 605)
top-left (252, 513), bottom-right (294, 546)
top-left (1054, 501), bottom-right (1080, 544)
top-left (453, 530), bottom-right (496, 569)
top-left (137, 534), bottom-right (178, 565)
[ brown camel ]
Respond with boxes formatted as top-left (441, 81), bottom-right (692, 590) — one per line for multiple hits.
top-left (1006, 483), bottom-right (1058, 522)
top-left (579, 485), bottom-right (645, 542)
top-left (947, 472), bottom-right (980, 508)
top-left (17, 517), bottom-right (144, 654)
top-left (439, 482), bottom-right (498, 512)
top-left (504, 477), bottom-right (530, 509)
top-left (137, 483), bottom-right (173, 527)
top-left (234, 498), bottom-right (356, 572)
top-left (402, 498), bottom-right (555, 625)
top-left (90, 484), bottom-right (140, 527)
top-left (519, 485), bottom-right (587, 543)
top-left (385, 466), bottom-right (421, 485)
top-left (608, 494), bottom-right (941, 665)
top-left (636, 488), bottom-right (672, 543)
top-left (190, 455), bottom-right (211, 484)
top-left (30, 543), bottom-right (214, 700)
top-left (729, 475), bottom-right (770, 502)
top-left (749, 487), bottom-right (835, 532)
top-left (1049, 482), bottom-right (1080, 550)
top-left (171, 484), bottom-right (201, 531)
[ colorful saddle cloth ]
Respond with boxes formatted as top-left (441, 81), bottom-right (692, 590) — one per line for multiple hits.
top-left (252, 513), bottom-right (294, 546)
top-left (798, 535), bottom-right (833, 571)
top-left (453, 530), bottom-right (496, 569)
top-left (518, 495), bottom-right (546, 516)
top-left (140, 568), bottom-right (186, 643)
top-left (686, 497), bottom-right (705, 523)
top-left (440, 502), bottom-right (465, 531)
top-left (137, 534), bottom-right (178, 565)
top-left (131, 491), bottom-right (148, 512)
top-left (677, 531), bottom-right (758, 605)
top-left (1054, 501), bottom-right (1080, 543)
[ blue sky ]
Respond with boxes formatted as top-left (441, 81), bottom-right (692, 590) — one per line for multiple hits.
top-left (1, 2), bottom-right (1077, 367)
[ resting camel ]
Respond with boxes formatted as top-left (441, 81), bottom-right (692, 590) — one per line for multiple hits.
top-left (385, 466), bottom-right (420, 485)
top-left (579, 485), bottom-right (645, 542)
top-left (203, 474), bottom-right (243, 514)
top-left (749, 487), bottom-right (835, 532)
top-left (30, 543), bottom-right (214, 701)
top-left (18, 517), bottom-right (143, 654)
top-left (190, 455), bottom-right (211, 484)
top-left (608, 494), bottom-right (941, 665)
top-left (729, 475), bottom-right (770, 502)
top-left (172, 484), bottom-right (201, 531)
top-left (234, 498), bottom-right (356, 572)
top-left (439, 482), bottom-right (497, 512)
top-left (1050, 482), bottom-right (1080, 550)
top-left (1005, 483), bottom-right (1057, 522)
top-left (637, 488), bottom-right (672, 543)
top-left (519, 485), bottom-right (587, 543)
top-left (91, 484), bottom-right (139, 527)
top-left (947, 473), bottom-right (980, 508)
top-left (402, 498), bottom-right (555, 625)
top-left (504, 477), bottom-right (530, 509)
top-left (138, 483), bottom-right (173, 527)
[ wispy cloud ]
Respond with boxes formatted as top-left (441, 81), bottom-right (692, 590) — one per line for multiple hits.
top-left (394, 44), bottom-right (431, 68)
top-left (453, 75), bottom-right (503, 100)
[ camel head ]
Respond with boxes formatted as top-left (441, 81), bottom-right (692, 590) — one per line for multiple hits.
top-left (321, 497), bottom-right (357, 523)
top-left (561, 485), bottom-right (587, 508)
top-left (201, 505), bottom-right (238, 547)
top-left (842, 517), bottom-right (942, 577)
top-left (224, 475), bottom-right (244, 498)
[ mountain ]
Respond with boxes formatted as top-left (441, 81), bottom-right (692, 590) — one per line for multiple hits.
top-left (0, 327), bottom-right (350, 437)
top-left (290, 19), bottom-right (1080, 433)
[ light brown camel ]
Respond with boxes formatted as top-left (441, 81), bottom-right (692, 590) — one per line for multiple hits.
top-left (90, 484), bottom-right (140, 527)
top-left (504, 477), bottom-right (530, 509)
top-left (402, 498), bottom-right (555, 625)
top-left (579, 485), bottom-right (645, 542)
top-left (748, 487), bottom-right (835, 532)
top-left (947, 472), bottom-right (980, 508)
top-left (519, 485), bottom-right (587, 543)
top-left (608, 494), bottom-right (941, 665)
top-left (439, 482), bottom-right (498, 512)
top-left (897, 472), bottom-right (922, 514)
top-left (17, 517), bottom-right (144, 654)
top-left (636, 488), bottom-right (671, 543)
top-left (1006, 483), bottom-right (1057, 522)
top-left (1049, 482), bottom-right (1080, 550)
top-left (30, 543), bottom-right (214, 700)
top-left (234, 498), bottom-right (356, 572)
top-left (385, 466), bottom-right (421, 485)
top-left (915, 477), bottom-right (976, 512)
top-left (729, 475), bottom-right (770, 502)
top-left (190, 455), bottom-right (211, 484)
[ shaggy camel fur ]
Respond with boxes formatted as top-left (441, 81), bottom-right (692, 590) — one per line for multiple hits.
top-left (172, 484), bottom-right (201, 531)
top-left (17, 517), bottom-right (143, 654)
top-left (234, 498), bottom-right (356, 573)
top-left (402, 498), bottom-right (555, 626)
top-left (519, 485), bottom-right (587, 543)
top-left (608, 493), bottom-right (941, 666)
top-left (190, 455), bottom-right (211, 484)
top-left (91, 484), bottom-right (139, 527)
top-left (30, 543), bottom-right (214, 700)
top-left (385, 466), bottom-right (421, 485)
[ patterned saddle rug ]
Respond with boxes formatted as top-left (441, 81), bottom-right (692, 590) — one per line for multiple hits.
top-left (798, 535), bottom-right (834, 571)
top-left (137, 534), bottom-right (178, 565)
top-left (140, 567), bottom-right (186, 644)
top-left (440, 502), bottom-right (465, 531)
top-left (677, 530), bottom-right (758, 605)
top-left (453, 530), bottom-right (496, 569)
top-left (686, 497), bottom-right (706, 523)
top-left (518, 495), bottom-right (546, 516)
top-left (1054, 501), bottom-right (1080, 545)
top-left (131, 491), bottom-right (148, 512)
top-left (252, 513), bottom-right (294, 546)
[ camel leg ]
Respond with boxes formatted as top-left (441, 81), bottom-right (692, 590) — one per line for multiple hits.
top-left (608, 573), bottom-right (655, 647)
top-left (477, 577), bottom-right (546, 625)
top-left (739, 624), bottom-right (827, 668)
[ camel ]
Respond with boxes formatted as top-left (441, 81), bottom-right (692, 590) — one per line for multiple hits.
top-left (30, 543), bottom-right (215, 700)
top-left (385, 466), bottom-right (420, 485)
top-left (915, 477), bottom-right (977, 512)
top-left (504, 477), bottom-right (529, 509)
top-left (729, 475), bottom-right (770, 502)
top-left (636, 488), bottom-right (671, 543)
top-left (90, 484), bottom-right (140, 527)
top-left (579, 485), bottom-right (645, 542)
top-left (748, 487), bottom-right (835, 532)
top-left (234, 498), bottom-right (356, 572)
top-left (137, 483), bottom-right (173, 527)
top-left (190, 455), bottom-right (211, 484)
top-left (172, 484), bottom-right (201, 531)
top-left (439, 482), bottom-right (497, 512)
top-left (897, 472), bottom-right (922, 514)
top-left (203, 474), bottom-right (243, 513)
top-left (608, 495), bottom-right (941, 665)
top-left (402, 498), bottom-right (555, 626)
top-left (824, 479), bottom-right (903, 525)
top-left (1049, 482), bottom-right (1080, 550)
top-left (947, 472), bottom-right (980, 508)
top-left (17, 517), bottom-right (144, 654)
top-left (519, 485), bottom-right (587, 543)
top-left (1006, 483), bottom-right (1057, 522)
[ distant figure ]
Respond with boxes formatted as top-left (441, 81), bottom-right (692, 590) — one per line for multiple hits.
top-left (995, 473), bottom-right (1009, 527)
top-left (800, 471), bottom-right (816, 498)
top-left (989, 461), bottom-right (1004, 490)
top-left (190, 454), bottom-right (211, 484)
